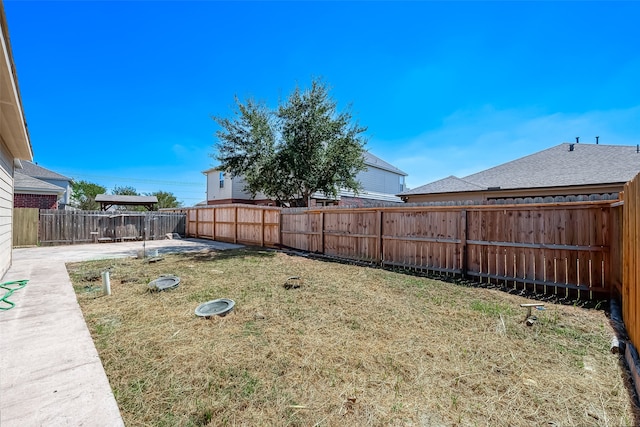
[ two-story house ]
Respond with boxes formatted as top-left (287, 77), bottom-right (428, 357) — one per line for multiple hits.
top-left (203, 151), bottom-right (408, 207)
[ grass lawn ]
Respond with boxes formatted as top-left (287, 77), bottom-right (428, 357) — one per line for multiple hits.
top-left (68, 247), bottom-right (638, 426)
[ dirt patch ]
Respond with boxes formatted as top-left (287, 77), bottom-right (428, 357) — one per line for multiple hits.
top-left (68, 247), bottom-right (638, 426)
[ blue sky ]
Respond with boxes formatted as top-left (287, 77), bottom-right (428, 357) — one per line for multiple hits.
top-left (5, 1), bottom-right (640, 205)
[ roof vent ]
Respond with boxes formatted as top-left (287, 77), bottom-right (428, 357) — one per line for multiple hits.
top-left (575, 137), bottom-right (580, 143)
top-left (487, 186), bottom-right (501, 191)
top-left (569, 143), bottom-right (575, 152)
top-left (595, 136), bottom-right (599, 144)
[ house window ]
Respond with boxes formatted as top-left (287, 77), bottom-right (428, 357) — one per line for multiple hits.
top-left (399, 176), bottom-right (405, 191)
top-left (219, 172), bottom-right (225, 188)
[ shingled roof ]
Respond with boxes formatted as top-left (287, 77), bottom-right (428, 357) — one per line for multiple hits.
top-left (14, 171), bottom-right (65, 194)
top-left (364, 151), bottom-right (407, 176)
top-left (401, 143), bottom-right (640, 196)
top-left (19, 160), bottom-right (70, 181)
top-left (95, 194), bottom-right (158, 211)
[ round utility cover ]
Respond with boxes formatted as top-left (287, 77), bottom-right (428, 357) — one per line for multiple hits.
top-left (148, 275), bottom-right (180, 291)
top-left (195, 298), bottom-right (235, 317)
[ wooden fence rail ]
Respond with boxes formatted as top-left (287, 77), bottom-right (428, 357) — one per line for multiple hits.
top-left (38, 210), bottom-right (186, 246)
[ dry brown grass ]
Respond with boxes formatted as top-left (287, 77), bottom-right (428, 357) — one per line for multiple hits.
top-left (68, 247), bottom-right (638, 427)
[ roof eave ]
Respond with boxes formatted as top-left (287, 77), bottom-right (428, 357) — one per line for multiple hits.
top-left (0, 3), bottom-right (33, 161)
top-left (15, 187), bottom-right (64, 195)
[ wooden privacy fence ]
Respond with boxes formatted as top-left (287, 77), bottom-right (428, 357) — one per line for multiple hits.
top-left (622, 173), bottom-right (640, 353)
top-left (281, 202), bottom-right (615, 297)
top-left (38, 210), bottom-right (186, 246)
top-left (13, 208), bottom-right (39, 247)
top-left (183, 201), bottom-right (616, 298)
top-left (184, 205), bottom-right (281, 247)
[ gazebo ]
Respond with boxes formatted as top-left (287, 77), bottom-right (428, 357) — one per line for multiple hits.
top-left (95, 194), bottom-right (158, 211)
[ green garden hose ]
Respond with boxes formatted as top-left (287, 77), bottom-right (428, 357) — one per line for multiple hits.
top-left (0, 280), bottom-right (28, 311)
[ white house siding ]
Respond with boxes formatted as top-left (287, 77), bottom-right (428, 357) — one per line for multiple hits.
top-left (45, 178), bottom-right (71, 205)
top-left (231, 175), bottom-right (269, 201)
top-left (205, 170), bottom-right (233, 202)
top-left (230, 175), bottom-right (246, 200)
top-left (0, 141), bottom-right (14, 277)
top-left (356, 166), bottom-right (405, 195)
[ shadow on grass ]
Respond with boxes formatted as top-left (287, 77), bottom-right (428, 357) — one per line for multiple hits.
top-left (175, 246), bottom-right (277, 263)
top-left (286, 248), bottom-right (611, 309)
top-left (280, 247), bottom-right (640, 420)
top-left (283, 247), bottom-right (640, 420)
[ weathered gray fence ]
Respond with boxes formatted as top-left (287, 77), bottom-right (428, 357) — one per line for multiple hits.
top-left (38, 210), bottom-right (185, 246)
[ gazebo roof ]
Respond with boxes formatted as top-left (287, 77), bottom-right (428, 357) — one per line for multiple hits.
top-left (95, 194), bottom-right (158, 211)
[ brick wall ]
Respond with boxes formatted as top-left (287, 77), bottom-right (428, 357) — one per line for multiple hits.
top-left (14, 193), bottom-right (58, 209)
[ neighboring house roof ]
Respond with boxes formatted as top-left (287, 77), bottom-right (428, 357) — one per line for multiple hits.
top-left (402, 176), bottom-right (485, 195)
top-left (364, 151), bottom-right (407, 176)
top-left (14, 171), bottom-right (65, 195)
top-left (401, 143), bottom-right (640, 196)
top-left (19, 160), bottom-right (71, 181)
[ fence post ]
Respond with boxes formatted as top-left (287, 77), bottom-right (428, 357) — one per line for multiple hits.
top-left (319, 211), bottom-right (324, 254)
top-left (212, 207), bottom-right (216, 241)
top-left (279, 211), bottom-right (283, 248)
top-left (234, 206), bottom-right (238, 244)
top-left (261, 208), bottom-right (265, 248)
top-left (195, 208), bottom-right (200, 238)
top-left (461, 210), bottom-right (468, 276)
top-left (377, 210), bottom-right (383, 265)
top-left (71, 210), bottom-right (76, 245)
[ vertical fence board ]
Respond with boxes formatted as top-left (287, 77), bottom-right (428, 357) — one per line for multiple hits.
top-left (623, 173), bottom-right (640, 351)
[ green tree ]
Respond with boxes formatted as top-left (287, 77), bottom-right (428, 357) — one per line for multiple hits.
top-left (149, 190), bottom-right (182, 209)
top-left (112, 185), bottom-right (145, 211)
top-left (213, 79), bottom-right (367, 207)
top-left (70, 180), bottom-right (106, 210)
top-left (112, 185), bottom-right (139, 196)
